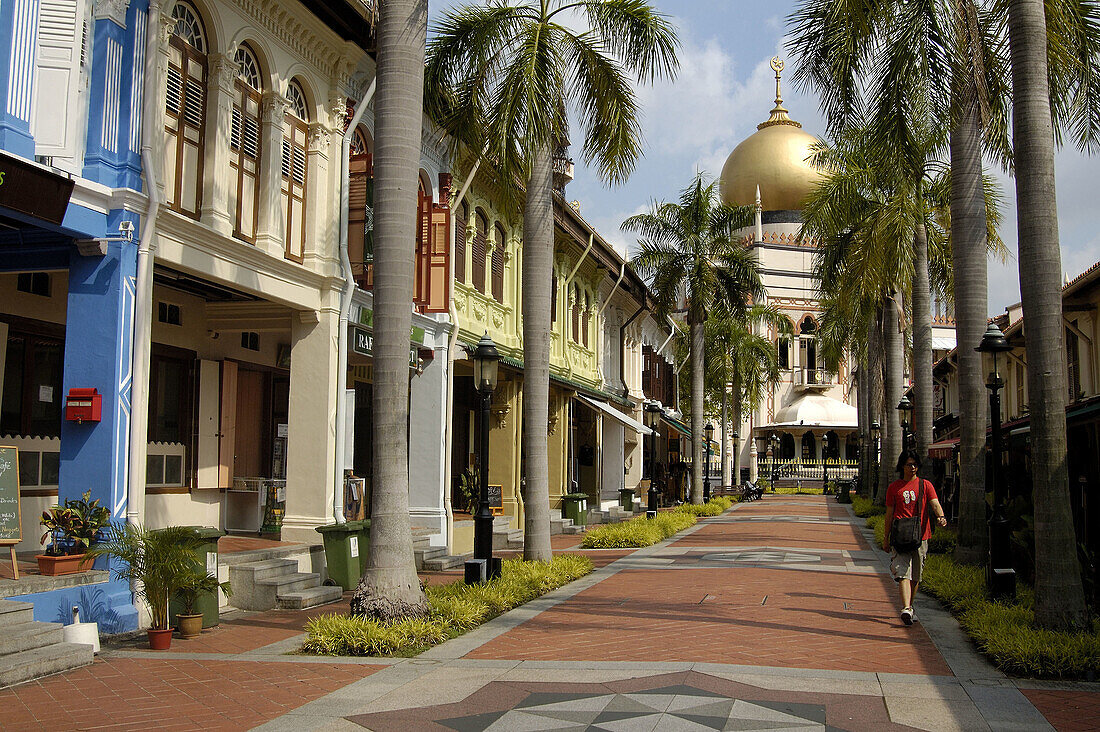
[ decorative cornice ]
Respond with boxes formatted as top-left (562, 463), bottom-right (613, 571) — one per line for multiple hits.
top-left (229, 0), bottom-right (349, 81)
top-left (94, 0), bottom-right (129, 28)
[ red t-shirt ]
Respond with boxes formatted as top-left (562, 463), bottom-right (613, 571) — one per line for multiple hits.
top-left (886, 478), bottom-right (938, 541)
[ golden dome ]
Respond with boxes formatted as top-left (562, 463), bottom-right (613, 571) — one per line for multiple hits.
top-left (719, 58), bottom-right (826, 211)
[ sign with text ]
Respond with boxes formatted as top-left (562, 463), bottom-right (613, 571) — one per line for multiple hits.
top-left (0, 446), bottom-right (22, 543)
top-left (486, 484), bottom-right (503, 512)
top-left (0, 152), bottom-right (75, 225)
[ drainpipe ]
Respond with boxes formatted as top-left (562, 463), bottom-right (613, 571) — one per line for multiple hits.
top-left (658, 315), bottom-right (677, 356)
top-left (593, 263), bottom-right (625, 382)
top-left (334, 78), bottom-right (376, 524)
top-left (443, 149), bottom-right (484, 552)
top-left (127, 0), bottom-right (164, 531)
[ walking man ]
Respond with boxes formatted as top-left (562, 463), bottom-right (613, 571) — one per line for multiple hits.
top-left (883, 449), bottom-right (948, 625)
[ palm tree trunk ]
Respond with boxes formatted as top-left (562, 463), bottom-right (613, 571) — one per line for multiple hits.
top-left (521, 146), bottom-right (554, 561)
top-left (690, 318), bottom-right (705, 504)
top-left (881, 295), bottom-right (904, 504)
top-left (721, 387), bottom-right (730, 490)
top-left (864, 317), bottom-right (882, 499)
top-left (912, 220), bottom-right (933, 473)
top-left (732, 374), bottom-right (743, 487)
top-left (856, 364), bottom-right (867, 496)
top-left (951, 99), bottom-right (991, 565)
top-left (1008, 0), bottom-right (1087, 630)
top-left (352, 0), bottom-right (428, 620)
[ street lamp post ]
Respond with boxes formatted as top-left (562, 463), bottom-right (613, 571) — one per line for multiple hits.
top-left (732, 431), bottom-right (739, 487)
top-left (470, 333), bottom-right (500, 583)
top-left (977, 322), bottom-right (1016, 600)
top-left (703, 423), bottom-right (714, 501)
top-left (870, 421), bottom-right (881, 498)
top-left (770, 432), bottom-right (778, 485)
top-left (645, 402), bottom-right (663, 515)
top-left (897, 395), bottom-right (913, 451)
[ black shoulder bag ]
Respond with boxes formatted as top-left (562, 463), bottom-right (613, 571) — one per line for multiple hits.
top-left (891, 479), bottom-right (925, 552)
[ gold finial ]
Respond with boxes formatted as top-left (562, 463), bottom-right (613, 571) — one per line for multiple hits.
top-left (771, 56), bottom-right (785, 107)
top-left (759, 56), bottom-right (801, 130)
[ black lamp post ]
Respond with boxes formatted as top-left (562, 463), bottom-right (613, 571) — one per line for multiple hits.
top-left (703, 423), bottom-right (714, 501)
top-left (770, 432), bottom-right (779, 484)
top-left (897, 395), bottom-right (913, 451)
top-left (732, 430), bottom-right (739, 487)
top-left (470, 332), bottom-right (500, 582)
top-left (871, 421), bottom-right (881, 498)
top-left (645, 402), bottom-right (663, 515)
top-left (822, 435), bottom-right (830, 493)
top-left (977, 322), bottom-right (1016, 599)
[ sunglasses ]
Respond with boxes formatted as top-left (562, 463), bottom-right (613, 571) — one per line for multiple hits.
top-left (904, 462), bottom-right (918, 468)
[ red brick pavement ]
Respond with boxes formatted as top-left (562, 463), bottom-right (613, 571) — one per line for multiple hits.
top-left (672, 521), bottom-right (873, 552)
top-left (1022, 689), bottom-right (1100, 731)
top-left (0, 657), bottom-right (381, 731)
top-left (464, 566), bottom-right (951, 674)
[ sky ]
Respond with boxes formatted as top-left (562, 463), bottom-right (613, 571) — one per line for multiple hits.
top-left (429, 0), bottom-right (1100, 317)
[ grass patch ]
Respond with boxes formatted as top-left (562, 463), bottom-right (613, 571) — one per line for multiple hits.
top-left (301, 555), bottom-right (593, 657)
top-left (920, 553), bottom-right (1100, 678)
top-left (851, 495), bottom-right (885, 517)
top-left (673, 496), bottom-right (735, 517)
top-left (771, 485), bottom-right (826, 495)
top-left (581, 512), bottom-right (696, 548)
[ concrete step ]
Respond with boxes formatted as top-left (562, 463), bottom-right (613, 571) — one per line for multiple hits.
top-left (0, 621), bottom-right (63, 656)
top-left (0, 642), bottom-right (93, 689)
top-left (563, 524), bottom-right (585, 535)
top-left (229, 559), bottom-right (304, 611)
top-left (414, 546), bottom-right (447, 571)
top-left (276, 585), bottom-right (343, 610)
top-left (238, 570), bottom-right (321, 611)
top-left (0, 599), bottom-right (34, 627)
top-left (422, 554), bottom-right (470, 571)
top-left (492, 529), bottom-right (523, 550)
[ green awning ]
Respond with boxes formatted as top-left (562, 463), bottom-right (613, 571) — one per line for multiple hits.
top-left (661, 414), bottom-right (692, 439)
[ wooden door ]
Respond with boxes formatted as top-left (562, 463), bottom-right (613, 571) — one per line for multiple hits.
top-left (196, 360), bottom-right (221, 489)
top-left (218, 361), bottom-right (237, 487)
top-left (233, 370), bottom-right (265, 478)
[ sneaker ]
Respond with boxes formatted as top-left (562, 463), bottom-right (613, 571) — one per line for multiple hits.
top-left (901, 607), bottom-right (913, 625)
top-left (910, 609), bottom-right (919, 624)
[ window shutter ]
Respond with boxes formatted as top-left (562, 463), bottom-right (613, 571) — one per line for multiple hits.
top-left (455, 206), bottom-right (467, 283)
top-left (33, 0), bottom-right (87, 160)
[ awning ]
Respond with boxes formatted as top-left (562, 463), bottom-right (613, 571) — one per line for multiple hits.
top-left (660, 414), bottom-right (692, 439)
top-left (928, 438), bottom-right (959, 460)
top-left (575, 394), bottom-right (654, 435)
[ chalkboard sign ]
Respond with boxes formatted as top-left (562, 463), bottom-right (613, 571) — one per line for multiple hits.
top-left (0, 446), bottom-right (20, 543)
top-left (487, 484), bottom-right (503, 515)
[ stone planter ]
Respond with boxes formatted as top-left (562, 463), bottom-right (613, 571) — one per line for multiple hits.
top-left (35, 553), bottom-right (93, 576)
top-left (177, 614), bottom-right (204, 639)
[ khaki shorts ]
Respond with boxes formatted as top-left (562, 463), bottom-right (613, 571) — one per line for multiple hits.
top-left (891, 540), bottom-right (929, 583)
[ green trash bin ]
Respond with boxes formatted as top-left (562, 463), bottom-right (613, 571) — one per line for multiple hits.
top-left (561, 493), bottom-right (588, 527)
top-left (354, 519), bottom-right (371, 577)
top-left (619, 488), bottom-right (635, 512)
top-left (166, 526), bottom-right (224, 629)
top-left (316, 520), bottom-right (364, 590)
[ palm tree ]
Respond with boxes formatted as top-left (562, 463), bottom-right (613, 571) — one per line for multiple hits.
top-left (1005, 0), bottom-right (1090, 631)
top-left (705, 305), bottom-right (792, 486)
top-left (350, 0), bottom-right (429, 621)
top-left (426, 0), bottom-right (679, 561)
top-left (627, 174), bottom-right (764, 504)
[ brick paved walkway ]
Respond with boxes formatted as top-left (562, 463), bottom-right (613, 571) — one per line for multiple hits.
top-left (3, 495), bottom-right (1098, 731)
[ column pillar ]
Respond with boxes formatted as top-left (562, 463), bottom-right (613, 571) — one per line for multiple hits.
top-left (302, 121), bottom-right (333, 269)
top-left (255, 92), bottom-right (289, 259)
top-left (58, 216), bottom-right (140, 631)
top-left (198, 52), bottom-right (236, 237)
top-left (409, 338), bottom-right (450, 545)
top-left (281, 305), bottom-right (340, 542)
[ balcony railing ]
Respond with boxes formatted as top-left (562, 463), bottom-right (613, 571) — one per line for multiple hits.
top-left (793, 367), bottom-right (836, 388)
top-left (755, 457), bottom-right (858, 481)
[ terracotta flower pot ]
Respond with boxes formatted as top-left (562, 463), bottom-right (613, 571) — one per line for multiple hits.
top-left (177, 614), bottom-right (203, 639)
top-left (147, 628), bottom-right (173, 650)
top-left (35, 553), bottom-right (93, 576)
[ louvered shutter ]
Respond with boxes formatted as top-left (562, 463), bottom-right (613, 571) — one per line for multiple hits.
top-left (491, 225), bottom-right (506, 303)
top-left (165, 37), bottom-right (206, 217)
top-left (231, 80), bottom-right (262, 242)
top-left (414, 187), bottom-right (432, 308)
top-left (425, 206), bottom-right (450, 312)
top-left (348, 152), bottom-right (372, 287)
top-left (455, 204), bottom-right (467, 283)
top-left (33, 0), bottom-right (87, 160)
top-left (472, 213), bottom-right (487, 293)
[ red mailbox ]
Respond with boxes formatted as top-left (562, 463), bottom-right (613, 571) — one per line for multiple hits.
top-left (65, 388), bottom-right (102, 424)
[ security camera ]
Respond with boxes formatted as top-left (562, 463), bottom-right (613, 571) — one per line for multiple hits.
top-left (118, 220), bottom-right (135, 240)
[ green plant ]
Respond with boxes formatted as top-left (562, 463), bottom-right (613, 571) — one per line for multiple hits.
top-left (303, 555), bottom-right (593, 656)
top-left (673, 496), bottom-right (733, 517)
top-left (581, 512), bottom-right (696, 548)
top-left (458, 469), bottom-right (478, 514)
top-left (852, 495), bottom-right (886, 518)
top-left (772, 485), bottom-right (826, 495)
top-left (174, 571), bottom-right (232, 616)
top-left (928, 525), bottom-right (957, 555)
top-left (85, 524), bottom-right (206, 630)
top-left (39, 491), bottom-right (112, 555)
top-left (866, 514), bottom-right (885, 547)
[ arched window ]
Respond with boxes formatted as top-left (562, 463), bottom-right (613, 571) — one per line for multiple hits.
top-left (582, 291), bottom-right (590, 347)
top-left (230, 44), bottom-right (262, 242)
top-left (281, 80), bottom-right (309, 261)
top-left (165, 1), bottom-right (207, 218)
top-left (472, 210), bottom-right (488, 293)
top-left (348, 126), bottom-right (373, 286)
top-left (778, 336), bottom-right (790, 369)
top-left (801, 432), bottom-right (816, 461)
top-left (455, 202), bottom-right (468, 283)
top-left (572, 284), bottom-right (581, 341)
top-left (491, 223), bottom-right (506, 302)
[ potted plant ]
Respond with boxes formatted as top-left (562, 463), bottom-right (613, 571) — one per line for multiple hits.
top-left (85, 524), bottom-right (206, 650)
top-left (174, 570), bottom-right (231, 639)
top-left (36, 492), bottom-right (110, 575)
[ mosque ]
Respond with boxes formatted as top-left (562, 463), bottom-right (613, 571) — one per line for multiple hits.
top-left (717, 58), bottom-right (859, 484)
